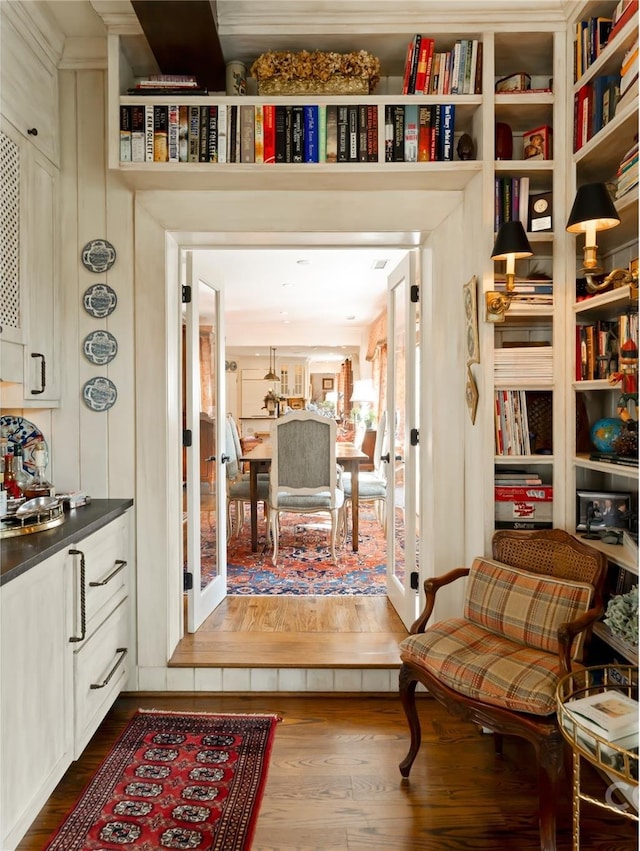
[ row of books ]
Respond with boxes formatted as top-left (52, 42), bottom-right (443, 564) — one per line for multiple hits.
top-left (574, 15), bottom-right (613, 81)
top-left (575, 313), bottom-right (638, 382)
top-left (573, 73), bottom-right (620, 152)
top-left (618, 38), bottom-right (639, 108)
top-left (120, 103), bottom-right (379, 164)
top-left (494, 389), bottom-right (537, 457)
top-left (615, 139), bottom-right (638, 201)
top-left (402, 35), bottom-right (482, 96)
top-left (384, 104), bottom-right (456, 163)
top-left (493, 179), bottom-right (553, 234)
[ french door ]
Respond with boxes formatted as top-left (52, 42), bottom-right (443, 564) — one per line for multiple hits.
top-left (385, 252), bottom-right (421, 630)
top-left (183, 251), bottom-right (228, 631)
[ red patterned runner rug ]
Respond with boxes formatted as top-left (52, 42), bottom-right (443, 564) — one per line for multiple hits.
top-left (44, 710), bottom-right (280, 851)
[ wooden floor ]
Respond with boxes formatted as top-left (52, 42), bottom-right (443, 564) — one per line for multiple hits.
top-left (171, 595), bottom-right (408, 667)
top-left (20, 694), bottom-right (638, 850)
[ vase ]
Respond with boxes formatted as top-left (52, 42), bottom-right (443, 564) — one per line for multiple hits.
top-left (226, 61), bottom-right (247, 96)
top-left (495, 122), bottom-right (513, 159)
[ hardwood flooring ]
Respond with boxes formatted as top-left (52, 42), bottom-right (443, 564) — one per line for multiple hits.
top-left (19, 694), bottom-right (638, 850)
top-left (171, 596), bottom-right (408, 667)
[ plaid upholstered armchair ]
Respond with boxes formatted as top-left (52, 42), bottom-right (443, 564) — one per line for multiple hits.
top-left (398, 529), bottom-right (607, 851)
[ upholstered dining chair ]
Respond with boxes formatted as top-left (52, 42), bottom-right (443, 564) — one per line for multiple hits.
top-left (268, 411), bottom-right (345, 565)
top-left (224, 416), bottom-right (269, 537)
top-left (341, 410), bottom-right (388, 540)
top-left (398, 529), bottom-right (607, 851)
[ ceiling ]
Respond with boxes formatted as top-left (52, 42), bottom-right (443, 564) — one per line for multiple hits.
top-left (42, 0), bottom-right (573, 363)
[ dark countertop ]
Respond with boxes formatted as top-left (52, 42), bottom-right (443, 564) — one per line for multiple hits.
top-left (1, 498), bottom-right (133, 586)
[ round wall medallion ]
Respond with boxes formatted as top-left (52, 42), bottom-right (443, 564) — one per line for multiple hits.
top-left (81, 239), bottom-right (116, 273)
top-left (83, 284), bottom-right (117, 318)
top-left (83, 330), bottom-right (118, 365)
top-left (82, 377), bottom-right (117, 411)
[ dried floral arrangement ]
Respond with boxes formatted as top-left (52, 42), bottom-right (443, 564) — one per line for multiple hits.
top-left (250, 50), bottom-right (380, 93)
top-left (604, 584), bottom-right (638, 645)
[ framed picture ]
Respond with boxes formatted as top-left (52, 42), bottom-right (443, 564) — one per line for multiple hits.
top-left (463, 275), bottom-right (480, 365)
top-left (576, 490), bottom-right (634, 533)
top-left (322, 378), bottom-right (334, 390)
top-left (465, 366), bottom-right (479, 425)
top-left (522, 124), bottom-right (552, 160)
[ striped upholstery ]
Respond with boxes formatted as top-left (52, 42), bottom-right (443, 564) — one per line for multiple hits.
top-left (399, 620), bottom-right (567, 715)
top-left (464, 557), bottom-right (594, 661)
top-left (399, 557), bottom-right (594, 716)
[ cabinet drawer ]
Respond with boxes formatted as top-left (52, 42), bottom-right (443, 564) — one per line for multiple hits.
top-left (69, 514), bottom-right (128, 640)
top-left (0, 12), bottom-right (58, 165)
top-left (74, 598), bottom-right (129, 758)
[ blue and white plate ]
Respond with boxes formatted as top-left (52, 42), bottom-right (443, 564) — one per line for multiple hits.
top-left (83, 284), bottom-right (117, 318)
top-left (0, 416), bottom-right (47, 475)
top-left (83, 330), bottom-right (118, 365)
top-left (82, 376), bottom-right (117, 411)
top-left (81, 239), bottom-right (116, 273)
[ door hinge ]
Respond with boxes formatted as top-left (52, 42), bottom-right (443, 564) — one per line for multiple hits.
top-left (183, 429), bottom-right (192, 447)
top-left (183, 571), bottom-right (193, 591)
top-left (410, 571), bottom-right (419, 590)
top-left (410, 428), bottom-right (419, 446)
top-left (410, 284), bottom-right (420, 303)
top-left (182, 285), bottom-right (192, 303)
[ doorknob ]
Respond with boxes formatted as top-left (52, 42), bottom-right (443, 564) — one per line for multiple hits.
top-left (380, 453), bottom-right (390, 463)
top-left (206, 456), bottom-right (216, 462)
top-left (220, 453), bottom-right (231, 464)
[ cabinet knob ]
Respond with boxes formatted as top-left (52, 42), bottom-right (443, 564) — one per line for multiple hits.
top-left (27, 127), bottom-right (38, 136)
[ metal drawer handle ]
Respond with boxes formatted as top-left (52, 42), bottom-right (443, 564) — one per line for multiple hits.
top-left (90, 647), bottom-right (127, 690)
top-left (30, 352), bottom-right (46, 395)
top-left (89, 559), bottom-right (127, 587)
top-left (68, 548), bottom-right (86, 643)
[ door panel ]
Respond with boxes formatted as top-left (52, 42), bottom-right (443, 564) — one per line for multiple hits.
top-left (385, 253), bottom-right (420, 630)
top-left (184, 253), bottom-right (227, 632)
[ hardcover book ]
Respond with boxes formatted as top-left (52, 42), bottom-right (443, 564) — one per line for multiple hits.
top-left (188, 105), bottom-right (200, 162)
top-left (291, 105), bottom-right (304, 163)
top-left (168, 104), bottom-right (179, 162)
top-left (120, 105), bottom-right (132, 162)
top-left (198, 106), bottom-right (209, 162)
top-left (440, 103), bottom-right (455, 161)
top-left (207, 106), bottom-right (218, 163)
top-left (240, 104), bottom-right (256, 163)
top-left (274, 105), bottom-right (287, 163)
top-left (178, 105), bottom-right (189, 162)
top-left (565, 690), bottom-right (638, 742)
top-left (217, 105), bottom-right (227, 163)
top-left (145, 104), bottom-right (155, 162)
top-left (392, 105), bottom-right (405, 162)
top-left (337, 105), bottom-right (349, 162)
top-left (131, 104), bottom-right (145, 163)
top-left (263, 104), bottom-right (275, 164)
top-left (254, 105), bottom-right (264, 164)
top-left (303, 105), bottom-right (319, 163)
top-left (347, 105), bottom-right (359, 161)
top-left (325, 105), bottom-right (338, 163)
top-left (404, 104), bottom-right (419, 163)
top-left (366, 104), bottom-right (378, 162)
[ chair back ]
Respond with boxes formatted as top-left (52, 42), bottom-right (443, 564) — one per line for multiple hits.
top-left (223, 416), bottom-right (240, 481)
top-left (371, 410), bottom-right (387, 476)
top-left (227, 414), bottom-right (243, 462)
top-left (270, 411), bottom-right (339, 506)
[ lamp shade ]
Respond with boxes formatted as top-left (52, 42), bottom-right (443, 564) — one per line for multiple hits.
top-left (491, 220), bottom-right (533, 261)
top-left (566, 182), bottom-right (620, 233)
top-left (263, 347), bottom-right (280, 381)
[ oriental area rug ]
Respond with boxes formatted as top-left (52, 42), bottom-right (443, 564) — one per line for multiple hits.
top-left (201, 507), bottom-right (390, 595)
top-left (44, 710), bottom-right (280, 851)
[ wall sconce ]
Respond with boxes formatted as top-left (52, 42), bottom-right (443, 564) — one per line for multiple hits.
top-left (263, 346), bottom-right (280, 382)
top-left (485, 220), bottom-right (533, 322)
top-left (566, 182), bottom-right (620, 292)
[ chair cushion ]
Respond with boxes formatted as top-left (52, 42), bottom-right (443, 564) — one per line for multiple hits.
top-left (342, 476), bottom-right (386, 499)
top-left (228, 479), bottom-right (269, 500)
top-left (464, 557), bottom-right (594, 660)
top-left (399, 620), bottom-right (567, 715)
top-left (274, 489), bottom-right (344, 510)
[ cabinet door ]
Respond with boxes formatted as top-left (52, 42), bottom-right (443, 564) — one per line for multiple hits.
top-left (0, 551), bottom-right (73, 850)
top-left (0, 119), bottom-right (26, 354)
top-left (23, 147), bottom-right (59, 401)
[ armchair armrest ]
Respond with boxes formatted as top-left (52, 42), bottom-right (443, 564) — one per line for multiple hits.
top-left (557, 601), bottom-right (605, 673)
top-left (410, 567), bottom-right (470, 634)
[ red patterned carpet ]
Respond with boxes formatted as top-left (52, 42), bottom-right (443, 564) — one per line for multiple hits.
top-left (201, 507), bottom-right (389, 595)
top-left (44, 710), bottom-right (279, 851)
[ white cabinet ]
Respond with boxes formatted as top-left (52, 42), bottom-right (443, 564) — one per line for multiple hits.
top-left (0, 549), bottom-right (72, 851)
top-left (0, 511), bottom-right (131, 850)
top-left (0, 117), bottom-right (60, 405)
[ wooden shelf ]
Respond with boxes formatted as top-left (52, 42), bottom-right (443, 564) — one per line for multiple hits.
top-left (593, 622), bottom-right (639, 665)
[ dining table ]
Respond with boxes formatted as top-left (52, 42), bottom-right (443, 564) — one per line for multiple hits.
top-left (239, 440), bottom-right (369, 553)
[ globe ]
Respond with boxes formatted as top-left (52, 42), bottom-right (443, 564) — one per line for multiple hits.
top-left (590, 417), bottom-right (624, 453)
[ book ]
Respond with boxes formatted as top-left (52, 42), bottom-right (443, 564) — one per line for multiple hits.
top-left (131, 104), bottom-right (145, 162)
top-left (198, 105), bottom-right (209, 162)
top-left (119, 105), bottom-right (132, 162)
top-left (178, 105), bottom-right (189, 162)
top-left (263, 104), bottom-right (275, 164)
top-left (254, 104), bottom-right (264, 164)
top-left (347, 105), bottom-right (359, 162)
top-left (418, 105), bottom-right (432, 162)
top-left (609, 0), bottom-right (638, 42)
top-left (407, 34), bottom-right (422, 94)
top-left (240, 104), bottom-right (255, 163)
top-left (168, 104), bottom-right (179, 162)
top-left (304, 105), bottom-right (319, 163)
top-left (290, 104), bottom-right (303, 163)
top-left (337, 105), bottom-right (349, 162)
top-left (326, 104), bottom-right (338, 163)
top-left (358, 104), bottom-right (368, 163)
top-left (565, 690), bottom-right (639, 742)
top-left (384, 105), bottom-right (394, 162)
top-left (404, 104), bottom-right (418, 163)
top-left (188, 104), bottom-right (200, 162)
top-left (206, 105), bottom-right (218, 163)
top-left (366, 104), bottom-right (378, 162)
top-left (415, 38), bottom-right (434, 94)
top-left (393, 105), bottom-right (405, 162)
top-left (217, 105), bottom-right (227, 163)
top-left (274, 105), bottom-right (287, 163)
top-left (440, 104), bottom-right (455, 161)
top-left (401, 36), bottom-right (416, 95)
top-left (318, 105), bottom-right (327, 163)
top-left (144, 104), bottom-right (154, 162)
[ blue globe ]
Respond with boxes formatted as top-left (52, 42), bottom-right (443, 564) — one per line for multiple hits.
top-left (590, 417), bottom-right (624, 453)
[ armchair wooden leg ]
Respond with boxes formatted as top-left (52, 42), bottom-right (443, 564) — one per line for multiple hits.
top-left (398, 664), bottom-right (421, 778)
top-left (536, 738), bottom-right (563, 851)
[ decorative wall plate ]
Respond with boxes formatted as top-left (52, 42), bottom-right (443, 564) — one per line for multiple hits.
top-left (83, 330), bottom-right (118, 365)
top-left (82, 377), bottom-right (117, 411)
top-left (0, 415), bottom-right (47, 474)
top-left (81, 239), bottom-right (116, 273)
top-left (83, 284), bottom-right (117, 318)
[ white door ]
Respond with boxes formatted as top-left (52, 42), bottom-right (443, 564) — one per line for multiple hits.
top-left (183, 252), bottom-right (228, 632)
top-left (385, 252), bottom-right (420, 630)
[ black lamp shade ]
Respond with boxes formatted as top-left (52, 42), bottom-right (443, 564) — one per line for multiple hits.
top-left (491, 220), bottom-right (532, 261)
top-left (566, 182), bottom-right (620, 233)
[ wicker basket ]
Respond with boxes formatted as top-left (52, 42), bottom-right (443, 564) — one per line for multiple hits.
top-left (257, 75), bottom-right (371, 96)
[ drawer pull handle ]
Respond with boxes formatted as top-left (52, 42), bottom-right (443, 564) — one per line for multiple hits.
top-left (89, 559), bottom-right (127, 587)
top-left (90, 647), bottom-right (127, 690)
top-left (30, 352), bottom-right (46, 394)
top-left (68, 548), bottom-right (86, 643)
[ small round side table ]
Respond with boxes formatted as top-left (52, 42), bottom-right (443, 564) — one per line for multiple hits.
top-left (556, 665), bottom-right (638, 851)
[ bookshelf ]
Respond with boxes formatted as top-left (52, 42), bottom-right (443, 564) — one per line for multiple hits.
top-left (567, 1), bottom-right (639, 665)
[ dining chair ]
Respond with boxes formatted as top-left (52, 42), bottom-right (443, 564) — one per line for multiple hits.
top-left (224, 416), bottom-right (269, 537)
top-left (341, 410), bottom-right (388, 539)
top-left (268, 411), bottom-right (345, 565)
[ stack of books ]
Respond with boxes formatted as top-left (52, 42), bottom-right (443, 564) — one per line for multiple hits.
top-left (126, 74), bottom-right (207, 96)
top-left (617, 38), bottom-right (639, 108)
top-left (615, 139), bottom-right (639, 200)
top-left (493, 274), bottom-right (553, 305)
top-left (563, 689), bottom-right (639, 767)
top-left (494, 345), bottom-right (553, 382)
